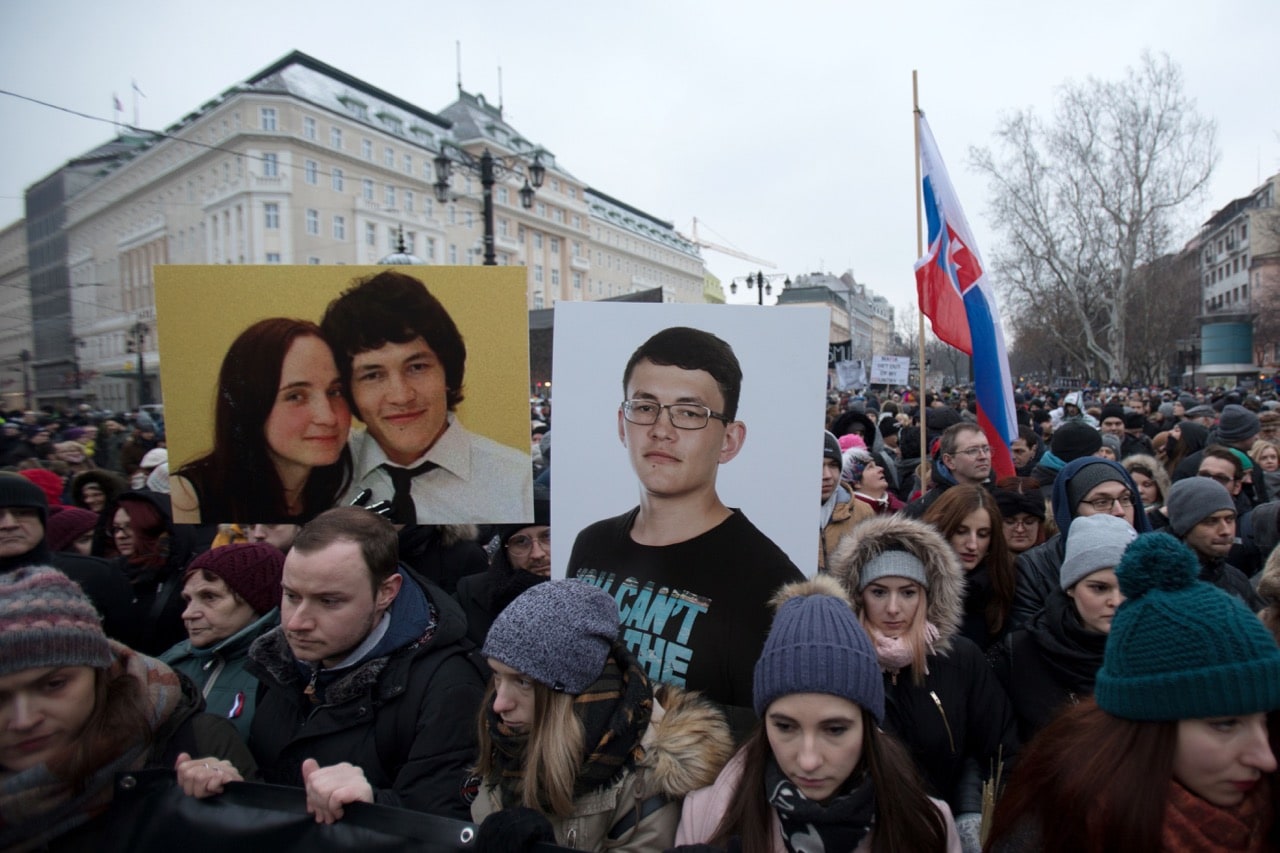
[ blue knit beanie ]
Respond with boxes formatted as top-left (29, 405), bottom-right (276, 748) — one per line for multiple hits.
top-left (1095, 532), bottom-right (1280, 721)
top-left (753, 575), bottom-right (884, 723)
top-left (482, 579), bottom-right (619, 695)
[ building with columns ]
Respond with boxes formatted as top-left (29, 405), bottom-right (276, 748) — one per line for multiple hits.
top-left (11, 50), bottom-right (708, 410)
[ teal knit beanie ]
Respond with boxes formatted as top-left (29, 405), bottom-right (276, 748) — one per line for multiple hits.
top-left (1095, 532), bottom-right (1280, 721)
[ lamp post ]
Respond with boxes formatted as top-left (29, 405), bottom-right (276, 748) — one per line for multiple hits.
top-left (433, 146), bottom-right (545, 266)
top-left (128, 322), bottom-right (152, 406)
top-left (729, 270), bottom-right (790, 305)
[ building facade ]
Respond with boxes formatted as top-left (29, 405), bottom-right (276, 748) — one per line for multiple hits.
top-left (778, 271), bottom-right (894, 357)
top-left (16, 50), bottom-right (708, 410)
top-left (1195, 172), bottom-right (1280, 384)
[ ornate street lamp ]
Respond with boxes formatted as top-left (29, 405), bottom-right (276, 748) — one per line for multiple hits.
top-left (432, 147), bottom-right (547, 265)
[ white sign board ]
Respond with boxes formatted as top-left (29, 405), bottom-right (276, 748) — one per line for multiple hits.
top-left (870, 355), bottom-right (911, 386)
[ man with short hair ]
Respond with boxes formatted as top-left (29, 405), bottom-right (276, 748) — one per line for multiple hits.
top-left (1010, 456), bottom-right (1151, 629)
top-left (902, 422), bottom-right (992, 517)
top-left (569, 326), bottom-right (803, 734)
top-left (181, 507), bottom-right (485, 819)
top-left (1165, 478), bottom-right (1261, 610)
top-left (321, 270), bottom-right (532, 525)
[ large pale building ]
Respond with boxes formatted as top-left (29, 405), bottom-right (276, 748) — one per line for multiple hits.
top-left (1195, 172), bottom-right (1280, 384)
top-left (14, 50), bottom-right (707, 410)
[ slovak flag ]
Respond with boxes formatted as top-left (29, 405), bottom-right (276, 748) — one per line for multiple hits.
top-left (913, 113), bottom-right (1017, 480)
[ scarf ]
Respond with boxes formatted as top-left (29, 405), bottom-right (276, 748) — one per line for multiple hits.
top-left (1025, 591), bottom-right (1107, 693)
top-left (486, 643), bottom-right (653, 810)
top-left (867, 621), bottom-right (939, 675)
top-left (765, 756), bottom-right (876, 853)
top-left (0, 643), bottom-right (185, 852)
top-left (1037, 450), bottom-right (1067, 474)
top-left (1161, 779), bottom-right (1273, 852)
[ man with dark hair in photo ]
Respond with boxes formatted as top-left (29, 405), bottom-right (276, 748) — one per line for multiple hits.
top-left (320, 271), bottom-right (532, 525)
top-left (568, 326), bottom-right (803, 736)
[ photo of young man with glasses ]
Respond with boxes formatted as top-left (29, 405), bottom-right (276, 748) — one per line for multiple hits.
top-left (567, 326), bottom-right (804, 736)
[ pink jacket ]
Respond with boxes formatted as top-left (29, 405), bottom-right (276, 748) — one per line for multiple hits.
top-left (675, 750), bottom-right (962, 853)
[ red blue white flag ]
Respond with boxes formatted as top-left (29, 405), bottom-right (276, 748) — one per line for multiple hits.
top-left (913, 113), bottom-right (1017, 479)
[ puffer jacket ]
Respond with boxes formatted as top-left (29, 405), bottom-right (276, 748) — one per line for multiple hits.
top-left (828, 515), bottom-right (1019, 818)
top-left (246, 567), bottom-right (486, 820)
top-left (472, 685), bottom-right (735, 852)
top-left (1010, 458), bottom-right (1150, 630)
top-left (159, 607), bottom-right (279, 741)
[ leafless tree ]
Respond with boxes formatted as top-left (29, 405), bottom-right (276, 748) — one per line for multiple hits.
top-left (972, 52), bottom-right (1217, 382)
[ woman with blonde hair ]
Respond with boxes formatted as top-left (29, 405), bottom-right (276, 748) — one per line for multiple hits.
top-left (472, 579), bottom-right (734, 851)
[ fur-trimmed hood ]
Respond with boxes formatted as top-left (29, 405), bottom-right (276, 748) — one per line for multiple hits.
top-left (638, 684), bottom-right (736, 800)
top-left (826, 514), bottom-right (965, 651)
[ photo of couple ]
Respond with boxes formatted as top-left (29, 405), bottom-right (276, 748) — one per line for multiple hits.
top-left (155, 266), bottom-right (532, 526)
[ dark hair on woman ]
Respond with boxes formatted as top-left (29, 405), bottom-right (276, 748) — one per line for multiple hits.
top-left (54, 668), bottom-right (152, 790)
top-left (116, 495), bottom-right (168, 571)
top-left (1163, 420), bottom-right (1209, 478)
top-left (923, 484), bottom-right (1015, 637)
top-left (711, 709), bottom-right (949, 853)
top-left (987, 699), bottom-right (1175, 853)
top-left (176, 318), bottom-right (351, 522)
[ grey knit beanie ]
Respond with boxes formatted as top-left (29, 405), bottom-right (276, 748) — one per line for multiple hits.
top-left (753, 576), bottom-right (884, 723)
top-left (0, 566), bottom-right (112, 677)
top-left (1166, 478), bottom-right (1236, 538)
top-left (857, 548), bottom-right (929, 591)
top-left (1065, 460), bottom-right (1128, 510)
top-left (482, 579), bottom-right (619, 694)
top-left (1060, 515), bottom-right (1138, 590)
top-left (1217, 405), bottom-right (1261, 443)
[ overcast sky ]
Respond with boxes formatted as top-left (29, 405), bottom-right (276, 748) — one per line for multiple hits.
top-left (3, 0), bottom-right (1277, 320)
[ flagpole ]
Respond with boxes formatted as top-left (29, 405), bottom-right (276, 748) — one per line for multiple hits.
top-left (913, 70), bottom-right (928, 494)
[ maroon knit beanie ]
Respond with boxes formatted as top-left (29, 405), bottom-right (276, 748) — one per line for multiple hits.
top-left (184, 542), bottom-right (284, 615)
top-left (46, 506), bottom-right (99, 552)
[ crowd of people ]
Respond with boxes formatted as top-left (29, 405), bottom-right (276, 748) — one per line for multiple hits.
top-left (4, 371), bottom-right (1280, 852)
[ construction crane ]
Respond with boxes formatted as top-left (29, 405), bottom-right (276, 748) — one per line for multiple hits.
top-left (685, 217), bottom-right (776, 268)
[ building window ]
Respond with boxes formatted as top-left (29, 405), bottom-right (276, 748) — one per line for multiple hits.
top-left (537, 202), bottom-right (547, 217)
top-left (534, 233), bottom-right (543, 250)
top-left (384, 146), bottom-right (394, 167)
top-left (572, 215), bottom-right (581, 229)
top-left (553, 209), bottom-right (564, 223)
top-left (448, 205), bottom-right (456, 225)
top-left (304, 159), bottom-right (318, 185)
top-left (404, 231), bottom-right (415, 254)
top-left (573, 271), bottom-right (582, 290)
top-left (308, 256), bottom-right (321, 265)
top-left (423, 161), bottom-right (433, 181)
top-left (306, 209), bottom-right (319, 235)
top-left (266, 252), bottom-right (281, 263)
top-left (404, 190), bottom-right (414, 212)
top-left (498, 218), bottom-right (509, 237)
top-left (551, 268), bottom-right (560, 286)
top-left (465, 211), bottom-right (474, 228)
top-left (534, 264), bottom-right (544, 283)
top-left (264, 203), bottom-right (279, 228)
top-left (533, 291), bottom-right (544, 310)
top-left (550, 237), bottom-right (560, 253)
top-left (403, 153), bottom-right (413, 174)
top-left (551, 178), bottom-right (560, 192)
top-left (262, 153), bottom-right (278, 177)
top-left (363, 179), bottom-right (374, 201)
top-left (362, 139), bottom-right (373, 160)
top-left (449, 243), bottom-right (458, 264)
top-left (332, 215), bottom-right (346, 240)
top-left (303, 117), bottom-right (316, 140)
top-left (366, 222), bottom-right (377, 246)
top-left (568, 187), bottom-right (577, 200)
top-left (425, 237), bottom-right (436, 261)
top-left (497, 187), bottom-right (509, 204)
top-left (331, 127), bottom-right (343, 149)
top-left (572, 240), bottom-right (582, 258)
top-left (260, 107), bottom-right (277, 131)
top-left (424, 199), bottom-right (433, 218)
top-left (385, 186), bottom-right (396, 208)
top-left (332, 167), bottom-right (344, 191)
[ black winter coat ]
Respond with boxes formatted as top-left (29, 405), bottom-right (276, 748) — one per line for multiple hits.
top-left (1010, 534), bottom-right (1064, 632)
top-left (881, 636), bottom-right (1020, 816)
top-left (245, 570), bottom-right (486, 820)
top-left (988, 591), bottom-right (1106, 742)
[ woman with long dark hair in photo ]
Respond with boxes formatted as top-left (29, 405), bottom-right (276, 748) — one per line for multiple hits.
top-left (171, 318), bottom-right (352, 524)
top-left (674, 575), bottom-right (960, 852)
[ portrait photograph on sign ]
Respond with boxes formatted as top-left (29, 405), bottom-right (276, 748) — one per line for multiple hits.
top-left (155, 265), bottom-right (531, 526)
